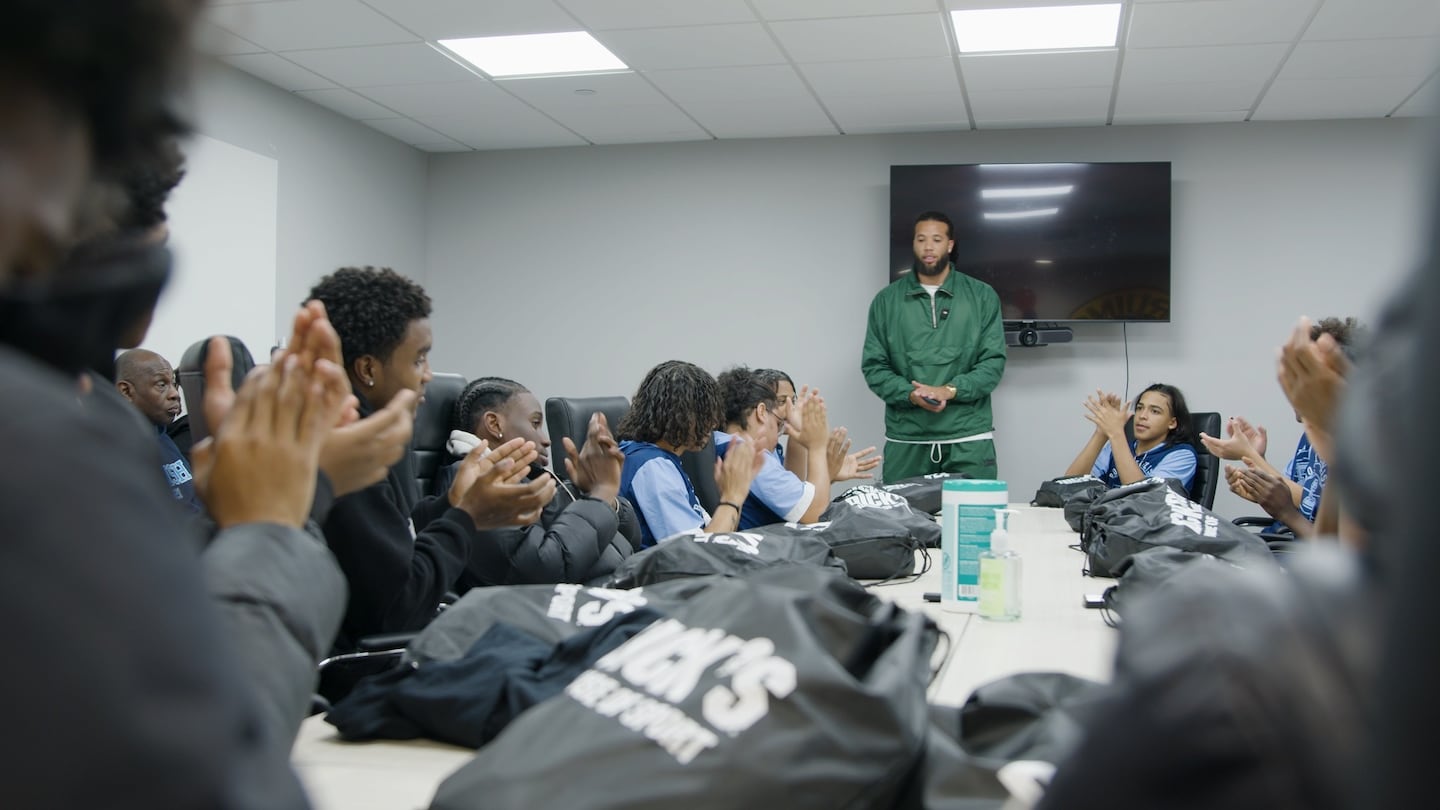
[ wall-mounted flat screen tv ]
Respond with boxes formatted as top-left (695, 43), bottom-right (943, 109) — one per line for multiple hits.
top-left (889, 162), bottom-right (1172, 322)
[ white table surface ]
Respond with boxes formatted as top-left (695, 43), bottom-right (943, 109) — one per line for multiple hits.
top-left (292, 504), bottom-right (1114, 809)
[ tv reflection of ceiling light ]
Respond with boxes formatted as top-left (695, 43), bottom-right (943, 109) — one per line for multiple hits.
top-left (978, 163), bottom-right (1085, 171)
top-left (982, 185), bottom-right (1074, 199)
top-left (984, 208), bottom-right (1060, 220)
top-left (1035, 259), bottom-right (1054, 264)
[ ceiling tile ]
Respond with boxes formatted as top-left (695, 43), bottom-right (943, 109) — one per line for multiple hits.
top-left (975, 115), bottom-right (1108, 130)
top-left (294, 87), bottom-right (400, 119)
top-left (221, 52), bottom-right (338, 91)
top-left (799, 58), bottom-right (959, 97)
top-left (1305, 0), bottom-right (1440, 41)
top-left (285, 43), bottom-right (475, 87)
top-left (540, 103), bottom-right (709, 143)
top-left (646, 65), bottom-right (811, 103)
top-left (197, 20), bottom-right (264, 55)
top-left (1279, 38), bottom-right (1440, 80)
top-left (1252, 75), bottom-right (1422, 120)
top-left (769, 13), bottom-right (950, 63)
top-left (358, 0), bottom-right (581, 39)
top-left (1115, 80), bottom-right (1263, 114)
top-left (362, 117), bottom-right (452, 144)
top-left (417, 110), bottom-right (587, 149)
top-left (498, 71), bottom-right (670, 107)
top-left (413, 141), bottom-right (474, 152)
top-left (1127, 0), bottom-right (1317, 48)
top-left (357, 80), bottom-right (511, 118)
top-left (967, 85), bottom-right (1113, 123)
top-left (1393, 81), bottom-right (1437, 117)
top-left (679, 98), bottom-right (837, 138)
top-left (752, 0), bottom-right (936, 21)
top-left (596, 24), bottom-right (786, 70)
top-left (210, 0), bottom-right (418, 52)
top-left (823, 93), bottom-right (970, 132)
top-left (960, 51), bottom-right (1118, 92)
top-left (1121, 43), bottom-right (1287, 84)
top-left (557, 0), bottom-right (755, 30)
top-left (1112, 110), bottom-right (1250, 125)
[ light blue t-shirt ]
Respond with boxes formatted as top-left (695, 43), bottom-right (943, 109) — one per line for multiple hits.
top-left (1092, 439), bottom-right (1197, 490)
top-left (713, 431), bottom-right (815, 530)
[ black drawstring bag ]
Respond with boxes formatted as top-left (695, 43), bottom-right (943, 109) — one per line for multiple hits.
top-left (429, 567), bottom-right (941, 810)
top-left (877, 472), bottom-right (971, 515)
top-left (601, 524), bottom-right (847, 589)
top-left (799, 500), bottom-right (928, 581)
top-left (1032, 475), bottom-right (1106, 510)
top-left (1081, 478), bottom-right (1274, 578)
top-left (830, 485), bottom-right (942, 548)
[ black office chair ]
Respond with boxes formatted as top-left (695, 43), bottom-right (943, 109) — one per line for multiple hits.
top-left (413, 372), bottom-right (467, 496)
top-left (1188, 411), bottom-right (1222, 509)
top-left (1121, 409), bottom-right (1221, 509)
top-left (545, 396), bottom-right (631, 466)
top-left (680, 444), bottom-right (720, 515)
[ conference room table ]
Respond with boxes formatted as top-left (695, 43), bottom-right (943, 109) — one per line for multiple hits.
top-left (291, 503), bottom-right (1116, 810)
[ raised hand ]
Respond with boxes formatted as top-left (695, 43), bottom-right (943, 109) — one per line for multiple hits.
top-left (1278, 316), bottom-right (1350, 436)
top-left (714, 433), bottom-right (764, 504)
top-left (828, 427), bottom-right (880, 481)
top-left (794, 390), bottom-right (829, 451)
top-left (1234, 460), bottom-right (1295, 521)
top-left (192, 343), bottom-right (349, 529)
top-left (563, 412), bottom-right (624, 504)
top-left (448, 437), bottom-right (557, 528)
top-left (319, 389), bottom-right (416, 496)
top-left (1200, 416), bottom-right (1266, 462)
top-left (1083, 390), bottom-right (1130, 441)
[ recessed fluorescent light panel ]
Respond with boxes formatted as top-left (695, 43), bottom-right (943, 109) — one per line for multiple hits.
top-left (951, 4), bottom-right (1121, 53)
top-left (438, 32), bottom-right (628, 78)
top-left (981, 185), bottom-right (1074, 199)
top-left (984, 208), bottom-right (1060, 220)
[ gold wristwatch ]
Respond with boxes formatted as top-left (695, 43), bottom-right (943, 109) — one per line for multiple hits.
top-left (942, 384), bottom-right (957, 399)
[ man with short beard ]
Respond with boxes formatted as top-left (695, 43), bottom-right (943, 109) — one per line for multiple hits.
top-left (862, 210), bottom-right (1007, 481)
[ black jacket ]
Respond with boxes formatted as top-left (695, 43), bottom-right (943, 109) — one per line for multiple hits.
top-left (322, 398), bottom-right (478, 652)
top-left (439, 463), bottom-right (640, 589)
top-left (1, 345), bottom-right (331, 810)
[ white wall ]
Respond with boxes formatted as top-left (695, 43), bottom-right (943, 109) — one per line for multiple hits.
top-left (423, 118), bottom-right (1431, 517)
top-left (181, 62), bottom-right (429, 345)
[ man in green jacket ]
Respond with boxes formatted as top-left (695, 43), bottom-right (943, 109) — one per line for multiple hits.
top-left (862, 211), bottom-right (1007, 481)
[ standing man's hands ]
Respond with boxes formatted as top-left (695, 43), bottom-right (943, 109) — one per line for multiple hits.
top-left (909, 380), bottom-right (952, 413)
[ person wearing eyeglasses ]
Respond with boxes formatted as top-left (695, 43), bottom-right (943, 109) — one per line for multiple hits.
top-left (713, 366), bottom-right (832, 529)
top-left (755, 368), bottom-right (881, 487)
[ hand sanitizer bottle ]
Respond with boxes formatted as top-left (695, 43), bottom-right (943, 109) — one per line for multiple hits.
top-left (979, 508), bottom-right (1022, 621)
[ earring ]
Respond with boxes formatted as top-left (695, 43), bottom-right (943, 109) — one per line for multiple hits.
top-left (496, 431), bottom-right (503, 439)
top-left (366, 379), bottom-right (375, 387)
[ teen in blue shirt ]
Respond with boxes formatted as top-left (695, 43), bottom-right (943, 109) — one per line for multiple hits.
top-left (1063, 383), bottom-right (1198, 490)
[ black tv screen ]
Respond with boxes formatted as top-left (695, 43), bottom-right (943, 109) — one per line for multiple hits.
top-left (889, 162), bottom-right (1172, 322)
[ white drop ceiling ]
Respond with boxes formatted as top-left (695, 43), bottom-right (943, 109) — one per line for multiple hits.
top-left (202, 0), bottom-right (1440, 153)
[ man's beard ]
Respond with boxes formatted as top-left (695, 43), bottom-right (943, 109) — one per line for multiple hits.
top-left (914, 256), bottom-right (950, 278)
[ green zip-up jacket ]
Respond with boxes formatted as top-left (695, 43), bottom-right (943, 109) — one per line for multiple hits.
top-left (861, 269), bottom-right (1007, 442)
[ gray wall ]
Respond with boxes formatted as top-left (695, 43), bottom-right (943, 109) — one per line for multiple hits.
top-left (190, 62), bottom-right (429, 334)
top-left (423, 118), bottom-right (1430, 517)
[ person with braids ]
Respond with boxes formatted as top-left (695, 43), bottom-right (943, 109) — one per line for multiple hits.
top-left (433, 376), bottom-right (640, 585)
top-left (616, 360), bottom-right (764, 547)
top-left (713, 366), bottom-right (834, 529)
top-left (310, 266), bottom-right (557, 668)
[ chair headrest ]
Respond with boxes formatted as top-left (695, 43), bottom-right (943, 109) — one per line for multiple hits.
top-left (545, 396), bottom-right (630, 458)
top-left (415, 373), bottom-right (468, 453)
